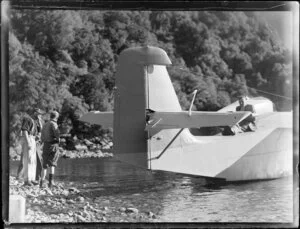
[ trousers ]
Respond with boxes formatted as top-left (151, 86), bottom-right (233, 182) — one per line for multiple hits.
top-left (18, 136), bottom-right (36, 182)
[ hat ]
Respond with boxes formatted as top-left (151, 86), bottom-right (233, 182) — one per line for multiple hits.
top-left (50, 111), bottom-right (59, 120)
top-left (33, 108), bottom-right (45, 115)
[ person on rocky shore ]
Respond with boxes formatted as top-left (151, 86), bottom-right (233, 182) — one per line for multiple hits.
top-left (35, 114), bottom-right (44, 183)
top-left (40, 111), bottom-right (61, 188)
top-left (16, 108), bottom-right (44, 186)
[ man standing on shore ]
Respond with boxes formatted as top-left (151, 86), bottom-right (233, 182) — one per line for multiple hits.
top-left (17, 108), bottom-right (44, 186)
top-left (40, 111), bottom-right (60, 188)
top-left (35, 113), bottom-right (44, 183)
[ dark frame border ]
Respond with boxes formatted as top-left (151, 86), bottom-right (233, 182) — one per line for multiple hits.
top-left (2, 1), bottom-right (299, 228)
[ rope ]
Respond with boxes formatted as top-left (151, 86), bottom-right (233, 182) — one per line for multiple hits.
top-left (247, 87), bottom-right (292, 100)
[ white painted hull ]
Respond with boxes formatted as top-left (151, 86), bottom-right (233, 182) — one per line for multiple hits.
top-left (215, 128), bottom-right (292, 181)
top-left (149, 112), bottom-right (293, 181)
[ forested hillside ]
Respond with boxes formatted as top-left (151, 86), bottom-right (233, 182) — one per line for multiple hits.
top-left (9, 10), bottom-right (292, 147)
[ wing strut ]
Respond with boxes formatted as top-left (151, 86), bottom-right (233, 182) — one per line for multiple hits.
top-left (148, 128), bottom-right (184, 161)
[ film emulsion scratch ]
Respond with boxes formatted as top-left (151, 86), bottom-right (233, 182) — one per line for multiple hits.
top-left (2, 0), bottom-right (299, 227)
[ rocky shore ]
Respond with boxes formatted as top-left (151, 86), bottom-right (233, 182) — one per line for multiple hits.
top-left (8, 136), bottom-right (159, 223)
top-left (9, 176), bottom-right (157, 223)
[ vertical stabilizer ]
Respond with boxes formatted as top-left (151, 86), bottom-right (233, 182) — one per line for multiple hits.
top-left (113, 46), bottom-right (171, 168)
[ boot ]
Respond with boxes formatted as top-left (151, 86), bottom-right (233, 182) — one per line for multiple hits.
top-left (39, 178), bottom-right (44, 188)
top-left (48, 174), bottom-right (53, 188)
top-left (16, 164), bottom-right (23, 181)
top-left (32, 180), bottom-right (39, 185)
top-left (24, 181), bottom-right (33, 186)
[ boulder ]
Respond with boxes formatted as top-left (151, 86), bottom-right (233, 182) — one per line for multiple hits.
top-left (75, 214), bottom-right (86, 222)
top-left (76, 196), bottom-right (85, 202)
top-left (61, 190), bottom-right (69, 196)
top-left (83, 139), bottom-right (93, 146)
top-left (147, 211), bottom-right (156, 218)
top-left (66, 199), bottom-right (76, 204)
top-left (125, 207), bottom-right (139, 214)
top-left (94, 137), bottom-right (101, 143)
top-left (119, 207), bottom-right (126, 212)
top-left (89, 145), bottom-right (97, 150)
top-left (68, 187), bottom-right (80, 193)
top-left (95, 150), bottom-right (104, 157)
top-left (102, 145), bottom-right (110, 150)
top-left (75, 144), bottom-right (88, 151)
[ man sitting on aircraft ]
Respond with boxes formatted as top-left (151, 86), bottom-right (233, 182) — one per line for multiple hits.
top-left (235, 96), bottom-right (257, 132)
top-left (222, 96), bottom-right (257, 135)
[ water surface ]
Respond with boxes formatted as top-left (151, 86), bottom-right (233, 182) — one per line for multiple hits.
top-left (10, 157), bottom-right (295, 222)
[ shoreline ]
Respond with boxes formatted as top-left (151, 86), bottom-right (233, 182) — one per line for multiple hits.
top-left (8, 137), bottom-right (158, 223)
top-left (9, 176), bottom-right (157, 223)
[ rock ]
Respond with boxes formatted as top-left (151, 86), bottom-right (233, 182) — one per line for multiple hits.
top-left (66, 199), bottom-right (76, 204)
top-left (147, 211), bottom-right (156, 218)
top-left (102, 145), bottom-right (110, 150)
top-left (125, 207), bottom-right (139, 214)
top-left (45, 188), bottom-right (53, 196)
top-left (82, 210), bottom-right (90, 218)
top-left (83, 139), bottom-right (93, 146)
top-left (89, 145), bottom-right (97, 150)
top-left (75, 144), bottom-right (88, 151)
top-left (69, 187), bottom-right (80, 193)
top-left (93, 137), bottom-right (101, 143)
top-left (88, 206), bottom-right (98, 212)
top-left (61, 190), bottom-right (69, 196)
top-left (95, 150), bottom-right (104, 157)
top-left (102, 206), bottom-right (108, 211)
top-left (75, 214), bottom-right (86, 222)
top-left (62, 154), bottom-right (70, 159)
top-left (103, 152), bottom-right (113, 157)
top-left (27, 193), bottom-right (36, 198)
top-left (76, 196), bottom-right (85, 202)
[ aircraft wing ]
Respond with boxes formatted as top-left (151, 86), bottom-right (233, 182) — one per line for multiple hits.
top-left (79, 111), bottom-right (113, 128)
top-left (145, 111), bottom-right (251, 130)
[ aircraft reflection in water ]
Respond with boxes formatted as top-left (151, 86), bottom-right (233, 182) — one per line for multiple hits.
top-left (80, 46), bottom-right (293, 182)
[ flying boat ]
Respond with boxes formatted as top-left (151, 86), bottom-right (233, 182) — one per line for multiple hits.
top-left (80, 46), bottom-right (293, 182)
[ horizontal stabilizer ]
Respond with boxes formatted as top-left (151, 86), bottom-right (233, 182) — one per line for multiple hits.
top-left (79, 111), bottom-right (113, 128)
top-left (145, 111), bottom-right (251, 130)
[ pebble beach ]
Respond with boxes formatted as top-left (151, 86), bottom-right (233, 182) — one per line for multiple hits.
top-left (9, 176), bottom-right (157, 223)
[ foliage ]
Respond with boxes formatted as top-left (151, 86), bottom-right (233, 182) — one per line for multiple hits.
top-left (9, 10), bottom-right (292, 146)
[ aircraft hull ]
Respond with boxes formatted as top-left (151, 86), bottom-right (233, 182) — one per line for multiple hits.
top-left (149, 126), bottom-right (292, 182)
top-left (215, 128), bottom-right (292, 181)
